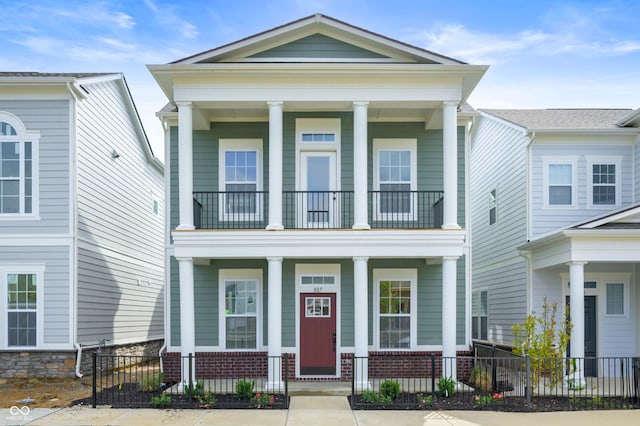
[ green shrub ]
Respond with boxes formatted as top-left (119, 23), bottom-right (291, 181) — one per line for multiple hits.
top-left (416, 392), bottom-right (433, 406)
top-left (512, 297), bottom-right (572, 387)
top-left (379, 380), bottom-right (401, 400)
top-left (437, 376), bottom-right (456, 397)
top-left (360, 390), bottom-right (392, 404)
top-left (235, 378), bottom-right (256, 399)
top-left (150, 394), bottom-right (171, 407)
top-left (469, 365), bottom-right (492, 392)
top-left (184, 380), bottom-right (205, 399)
top-left (138, 372), bottom-right (165, 392)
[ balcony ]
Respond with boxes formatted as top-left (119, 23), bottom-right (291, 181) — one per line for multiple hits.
top-left (192, 190), bottom-right (443, 230)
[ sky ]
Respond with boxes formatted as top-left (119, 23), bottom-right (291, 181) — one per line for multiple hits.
top-left (1, 0), bottom-right (639, 159)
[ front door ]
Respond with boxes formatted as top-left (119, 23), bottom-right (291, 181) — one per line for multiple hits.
top-left (566, 295), bottom-right (597, 376)
top-left (299, 293), bottom-right (336, 376)
top-left (300, 152), bottom-right (338, 228)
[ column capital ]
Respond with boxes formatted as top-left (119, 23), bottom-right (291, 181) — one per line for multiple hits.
top-left (175, 256), bottom-right (193, 263)
top-left (442, 255), bottom-right (460, 262)
top-left (175, 101), bottom-right (192, 107)
top-left (567, 261), bottom-right (588, 266)
top-left (267, 256), bottom-right (283, 263)
top-left (353, 101), bottom-right (369, 108)
top-left (442, 101), bottom-right (459, 107)
top-left (267, 101), bottom-right (283, 107)
top-left (353, 256), bottom-right (369, 262)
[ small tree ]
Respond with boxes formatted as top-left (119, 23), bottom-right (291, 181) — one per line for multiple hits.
top-left (512, 297), bottom-right (572, 386)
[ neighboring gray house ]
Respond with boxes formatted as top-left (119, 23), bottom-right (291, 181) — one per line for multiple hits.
top-left (0, 73), bottom-right (165, 378)
top-left (470, 108), bottom-right (640, 376)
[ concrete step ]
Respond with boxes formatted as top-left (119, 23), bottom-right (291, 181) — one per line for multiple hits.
top-left (287, 381), bottom-right (351, 396)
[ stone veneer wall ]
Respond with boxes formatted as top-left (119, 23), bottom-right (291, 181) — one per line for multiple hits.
top-left (0, 339), bottom-right (164, 379)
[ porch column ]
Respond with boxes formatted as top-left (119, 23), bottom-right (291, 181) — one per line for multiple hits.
top-left (442, 256), bottom-right (458, 381)
top-left (569, 261), bottom-right (586, 385)
top-left (442, 101), bottom-right (460, 230)
top-left (266, 102), bottom-right (284, 230)
top-left (177, 257), bottom-right (196, 384)
top-left (353, 256), bottom-right (369, 389)
top-left (267, 257), bottom-right (284, 390)
top-left (353, 102), bottom-right (370, 229)
top-left (177, 102), bottom-right (194, 230)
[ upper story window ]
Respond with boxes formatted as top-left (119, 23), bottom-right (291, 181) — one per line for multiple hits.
top-left (0, 112), bottom-right (39, 217)
top-left (373, 139), bottom-right (417, 219)
top-left (545, 162), bottom-right (575, 207)
top-left (587, 156), bottom-right (621, 207)
top-left (219, 139), bottom-right (262, 220)
top-left (489, 189), bottom-right (497, 225)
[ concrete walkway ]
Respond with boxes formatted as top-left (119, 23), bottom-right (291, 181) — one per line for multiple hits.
top-left (2, 396), bottom-right (638, 426)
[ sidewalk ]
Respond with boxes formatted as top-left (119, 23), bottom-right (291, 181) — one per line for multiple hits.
top-left (2, 396), bottom-right (638, 426)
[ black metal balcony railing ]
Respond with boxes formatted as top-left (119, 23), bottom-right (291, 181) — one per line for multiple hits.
top-left (192, 190), bottom-right (444, 230)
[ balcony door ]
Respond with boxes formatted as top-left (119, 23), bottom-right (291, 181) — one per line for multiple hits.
top-left (300, 152), bottom-right (338, 228)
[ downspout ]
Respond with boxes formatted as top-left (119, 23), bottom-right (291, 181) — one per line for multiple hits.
top-left (157, 116), bottom-right (171, 364)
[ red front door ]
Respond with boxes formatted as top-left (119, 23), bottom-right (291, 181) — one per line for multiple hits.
top-left (300, 293), bottom-right (336, 376)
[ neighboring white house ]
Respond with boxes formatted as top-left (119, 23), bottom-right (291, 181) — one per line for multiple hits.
top-left (470, 108), bottom-right (640, 376)
top-left (0, 72), bottom-right (165, 378)
top-left (148, 14), bottom-right (487, 386)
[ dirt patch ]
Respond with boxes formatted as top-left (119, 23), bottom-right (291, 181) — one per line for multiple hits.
top-left (0, 377), bottom-right (93, 408)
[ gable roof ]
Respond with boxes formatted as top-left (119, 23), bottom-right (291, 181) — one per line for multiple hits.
top-left (571, 204), bottom-right (640, 229)
top-left (172, 13), bottom-right (466, 65)
top-left (481, 108), bottom-right (635, 131)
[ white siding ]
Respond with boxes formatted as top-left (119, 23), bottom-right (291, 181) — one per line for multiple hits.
top-left (470, 114), bottom-right (529, 344)
top-left (635, 137), bottom-right (640, 202)
top-left (530, 135), bottom-right (634, 237)
top-left (75, 78), bottom-right (164, 345)
top-left (0, 100), bottom-right (70, 234)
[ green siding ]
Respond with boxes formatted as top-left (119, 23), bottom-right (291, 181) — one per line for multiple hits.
top-left (194, 265), bottom-right (217, 346)
top-left (249, 34), bottom-right (389, 59)
top-left (169, 257), bottom-right (180, 346)
top-left (281, 261), bottom-right (296, 347)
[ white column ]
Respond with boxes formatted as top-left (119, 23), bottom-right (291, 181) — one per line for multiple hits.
top-left (177, 257), bottom-right (195, 385)
top-left (267, 257), bottom-right (283, 390)
top-left (569, 261), bottom-right (586, 386)
top-left (266, 102), bottom-right (284, 230)
top-left (442, 101), bottom-right (460, 230)
top-left (176, 102), bottom-right (194, 230)
top-left (442, 256), bottom-right (458, 381)
top-left (353, 102), bottom-right (370, 229)
top-left (353, 256), bottom-right (369, 389)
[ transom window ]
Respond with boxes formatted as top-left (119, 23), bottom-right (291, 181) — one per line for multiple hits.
top-left (301, 133), bottom-right (336, 143)
top-left (301, 275), bottom-right (335, 285)
top-left (0, 113), bottom-right (38, 216)
top-left (6, 273), bottom-right (38, 347)
top-left (592, 164), bottom-right (616, 205)
top-left (548, 163), bottom-right (573, 206)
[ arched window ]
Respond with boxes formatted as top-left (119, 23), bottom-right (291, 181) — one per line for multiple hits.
top-left (0, 112), bottom-right (38, 215)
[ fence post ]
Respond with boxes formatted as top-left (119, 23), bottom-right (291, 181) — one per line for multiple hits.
top-left (491, 345), bottom-right (497, 393)
top-left (431, 353), bottom-right (435, 398)
top-left (525, 355), bottom-right (531, 411)
top-left (351, 357), bottom-right (355, 408)
top-left (188, 353), bottom-right (193, 390)
top-left (284, 353), bottom-right (289, 408)
top-left (92, 351), bottom-right (97, 408)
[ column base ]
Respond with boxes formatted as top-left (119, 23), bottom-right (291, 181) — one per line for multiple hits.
top-left (352, 223), bottom-right (371, 230)
top-left (176, 224), bottom-right (195, 231)
top-left (266, 223), bottom-right (284, 230)
top-left (265, 381), bottom-right (285, 392)
top-left (354, 381), bottom-right (372, 391)
top-left (441, 223), bottom-right (461, 230)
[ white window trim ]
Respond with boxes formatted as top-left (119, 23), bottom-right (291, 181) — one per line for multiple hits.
top-left (561, 272), bottom-right (631, 319)
top-left (218, 269), bottom-right (263, 351)
top-left (472, 289), bottom-right (488, 340)
top-left (0, 264), bottom-right (45, 349)
top-left (373, 138), bottom-right (418, 221)
top-left (585, 155), bottom-right (622, 208)
top-left (373, 268), bottom-right (417, 351)
top-left (218, 139), bottom-right (263, 222)
top-left (542, 156), bottom-right (578, 209)
top-left (0, 111), bottom-right (40, 219)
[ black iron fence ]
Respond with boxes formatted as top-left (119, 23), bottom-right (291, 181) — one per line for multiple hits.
top-left (351, 353), bottom-right (640, 411)
top-left (92, 353), bottom-right (289, 409)
top-left (192, 190), bottom-right (444, 230)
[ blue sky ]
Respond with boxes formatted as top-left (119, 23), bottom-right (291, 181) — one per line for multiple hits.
top-left (1, 0), bottom-right (639, 157)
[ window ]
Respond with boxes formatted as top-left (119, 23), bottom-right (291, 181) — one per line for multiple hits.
top-left (587, 156), bottom-right (622, 207)
top-left (606, 282), bottom-right (624, 315)
top-left (219, 269), bottom-right (262, 350)
top-left (373, 139), bottom-right (417, 219)
top-left (1, 266), bottom-right (43, 349)
top-left (305, 297), bottom-right (331, 317)
top-left (548, 163), bottom-right (573, 206)
top-left (472, 290), bottom-right (488, 340)
top-left (374, 269), bottom-right (416, 349)
top-left (489, 189), bottom-right (496, 225)
top-left (301, 133), bottom-right (336, 143)
top-left (152, 199), bottom-right (159, 216)
top-left (0, 113), bottom-right (38, 216)
top-left (219, 139), bottom-right (262, 220)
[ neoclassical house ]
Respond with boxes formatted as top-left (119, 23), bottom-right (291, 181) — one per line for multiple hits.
top-left (149, 14), bottom-right (487, 387)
